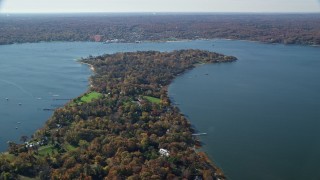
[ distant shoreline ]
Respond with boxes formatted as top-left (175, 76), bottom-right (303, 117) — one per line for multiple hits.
top-left (1, 14), bottom-right (320, 46)
top-left (2, 38), bottom-right (320, 48)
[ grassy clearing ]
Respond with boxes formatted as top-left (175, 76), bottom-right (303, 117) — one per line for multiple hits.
top-left (71, 91), bottom-right (103, 106)
top-left (1, 152), bottom-right (15, 161)
top-left (19, 175), bottom-right (39, 180)
top-left (38, 145), bottom-right (56, 156)
top-left (37, 143), bottom-right (76, 157)
top-left (65, 143), bottom-right (77, 151)
top-left (80, 92), bottom-right (102, 103)
top-left (144, 96), bottom-right (161, 104)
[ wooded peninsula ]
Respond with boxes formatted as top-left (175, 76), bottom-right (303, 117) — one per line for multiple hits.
top-left (0, 50), bottom-right (236, 179)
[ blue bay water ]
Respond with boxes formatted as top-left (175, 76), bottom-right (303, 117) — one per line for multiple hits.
top-left (168, 40), bottom-right (320, 180)
top-left (0, 40), bottom-right (319, 179)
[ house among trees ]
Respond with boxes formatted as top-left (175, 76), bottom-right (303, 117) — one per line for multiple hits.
top-left (159, 148), bottom-right (170, 157)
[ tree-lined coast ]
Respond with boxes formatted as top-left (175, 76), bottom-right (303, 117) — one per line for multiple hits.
top-left (1, 14), bottom-right (320, 45)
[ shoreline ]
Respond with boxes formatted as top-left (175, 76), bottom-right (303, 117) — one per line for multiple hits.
top-left (167, 69), bottom-right (226, 179)
top-left (79, 61), bottom-right (95, 87)
top-left (1, 38), bottom-right (320, 48)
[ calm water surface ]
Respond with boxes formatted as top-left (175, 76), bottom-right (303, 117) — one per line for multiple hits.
top-left (1, 40), bottom-right (319, 179)
top-left (169, 41), bottom-right (320, 180)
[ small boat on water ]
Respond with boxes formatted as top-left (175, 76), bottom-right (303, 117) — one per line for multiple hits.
top-left (18, 103), bottom-right (22, 106)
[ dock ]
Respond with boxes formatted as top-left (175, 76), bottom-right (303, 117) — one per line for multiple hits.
top-left (43, 108), bottom-right (55, 111)
top-left (53, 98), bottom-right (72, 101)
top-left (51, 104), bottom-right (63, 107)
top-left (192, 133), bottom-right (207, 136)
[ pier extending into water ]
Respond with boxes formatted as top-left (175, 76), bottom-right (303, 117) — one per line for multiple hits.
top-left (192, 133), bottom-right (207, 136)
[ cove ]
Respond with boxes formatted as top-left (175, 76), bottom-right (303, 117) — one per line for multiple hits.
top-left (1, 40), bottom-right (319, 179)
top-left (168, 40), bottom-right (320, 179)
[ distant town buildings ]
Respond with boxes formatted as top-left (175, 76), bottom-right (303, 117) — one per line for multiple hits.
top-left (93, 35), bottom-right (103, 42)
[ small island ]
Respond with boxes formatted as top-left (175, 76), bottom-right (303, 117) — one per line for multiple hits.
top-left (0, 50), bottom-right (236, 179)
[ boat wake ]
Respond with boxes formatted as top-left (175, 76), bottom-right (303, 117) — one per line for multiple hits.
top-left (0, 79), bottom-right (33, 97)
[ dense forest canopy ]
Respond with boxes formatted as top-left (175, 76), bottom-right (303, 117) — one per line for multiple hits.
top-left (0, 50), bottom-right (236, 179)
top-left (0, 14), bottom-right (319, 45)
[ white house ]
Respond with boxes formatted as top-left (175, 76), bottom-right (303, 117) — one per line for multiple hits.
top-left (159, 148), bottom-right (170, 157)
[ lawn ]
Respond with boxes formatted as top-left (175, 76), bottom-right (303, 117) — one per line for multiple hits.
top-left (38, 145), bottom-right (56, 156)
top-left (80, 92), bottom-right (102, 103)
top-left (143, 96), bottom-right (161, 104)
top-left (1, 152), bottom-right (15, 161)
top-left (64, 143), bottom-right (77, 151)
top-left (71, 91), bottom-right (103, 106)
top-left (19, 175), bottom-right (39, 180)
